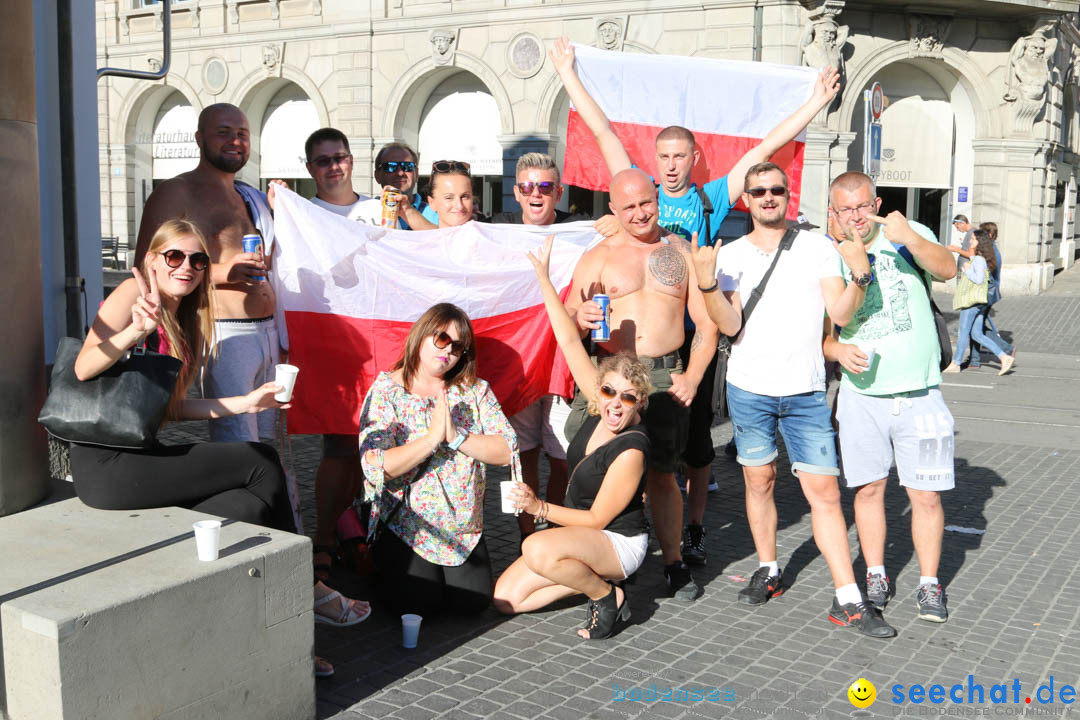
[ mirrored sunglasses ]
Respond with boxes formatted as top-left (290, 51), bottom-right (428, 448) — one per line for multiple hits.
top-left (377, 160), bottom-right (417, 173)
top-left (516, 181), bottom-right (556, 196)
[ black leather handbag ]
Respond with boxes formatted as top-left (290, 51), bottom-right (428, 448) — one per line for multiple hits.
top-left (38, 337), bottom-right (183, 448)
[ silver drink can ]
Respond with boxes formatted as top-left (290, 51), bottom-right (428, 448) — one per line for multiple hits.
top-left (241, 233), bottom-right (264, 282)
top-left (591, 294), bottom-right (611, 343)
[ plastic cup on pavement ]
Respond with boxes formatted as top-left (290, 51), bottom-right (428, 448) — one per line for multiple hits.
top-left (274, 364), bottom-right (299, 402)
top-left (401, 614), bottom-right (422, 648)
top-left (500, 480), bottom-right (517, 514)
top-left (193, 520), bottom-right (222, 561)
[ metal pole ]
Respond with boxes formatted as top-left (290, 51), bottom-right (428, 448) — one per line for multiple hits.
top-left (97, 0), bottom-right (171, 81)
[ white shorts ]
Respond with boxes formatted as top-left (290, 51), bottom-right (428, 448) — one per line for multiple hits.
top-left (836, 385), bottom-right (955, 491)
top-left (508, 395), bottom-right (570, 459)
top-left (203, 317), bottom-right (280, 442)
top-left (603, 530), bottom-right (649, 580)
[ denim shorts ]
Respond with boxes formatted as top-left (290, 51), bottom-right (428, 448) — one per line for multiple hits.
top-left (726, 383), bottom-right (839, 477)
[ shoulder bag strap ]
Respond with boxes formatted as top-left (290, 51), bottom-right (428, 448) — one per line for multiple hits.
top-left (736, 226), bottom-right (798, 338)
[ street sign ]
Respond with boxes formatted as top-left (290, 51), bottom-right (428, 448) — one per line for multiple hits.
top-left (870, 82), bottom-right (884, 121)
top-left (958, 186), bottom-right (968, 203)
top-left (868, 123), bottom-right (882, 177)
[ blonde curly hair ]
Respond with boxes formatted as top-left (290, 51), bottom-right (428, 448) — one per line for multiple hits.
top-left (587, 352), bottom-right (653, 416)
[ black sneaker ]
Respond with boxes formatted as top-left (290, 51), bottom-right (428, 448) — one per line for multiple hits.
top-left (664, 561), bottom-right (702, 601)
top-left (681, 524), bottom-right (707, 566)
top-left (865, 572), bottom-right (894, 610)
top-left (828, 597), bottom-right (897, 638)
top-left (738, 566), bottom-right (783, 606)
top-left (724, 439), bottom-right (738, 458)
top-left (916, 583), bottom-right (949, 623)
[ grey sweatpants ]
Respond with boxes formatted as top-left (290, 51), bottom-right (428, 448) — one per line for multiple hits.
top-left (204, 317), bottom-right (280, 442)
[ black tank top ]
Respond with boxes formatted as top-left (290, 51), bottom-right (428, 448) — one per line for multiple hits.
top-left (565, 414), bottom-right (650, 537)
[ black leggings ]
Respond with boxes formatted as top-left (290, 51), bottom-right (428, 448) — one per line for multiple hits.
top-left (372, 527), bottom-right (493, 616)
top-left (70, 441), bottom-right (295, 533)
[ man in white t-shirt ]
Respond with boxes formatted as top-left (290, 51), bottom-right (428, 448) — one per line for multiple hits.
top-left (691, 162), bottom-right (895, 639)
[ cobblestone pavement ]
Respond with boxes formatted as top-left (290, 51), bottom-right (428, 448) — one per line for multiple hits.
top-left (158, 263), bottom-right (1080, 720)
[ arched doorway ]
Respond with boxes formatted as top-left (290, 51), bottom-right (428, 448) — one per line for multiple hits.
top-left (416, 72), bottom-right (503, 215)
top-left (259, 83), bottom-right (320, 197)
top-left (848, 60), bottom-right (976, 242)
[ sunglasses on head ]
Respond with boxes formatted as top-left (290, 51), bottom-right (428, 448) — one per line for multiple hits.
top-left (432, 330), bottom-right (468, 355)
top-left (161, 249), bottom-right (210, 271)
top-left (746, 185), bottom-right (788, 198)
top-left (599, 384), bottom-right (640, 408)
top-left (516, 181), bottom-right (556, 196)
top-left (309, 153), bottom-right (352, 169)
top-left (431, 160), bottom-right (471, 175)
top-left (377, 160), bottom-right (417, 173)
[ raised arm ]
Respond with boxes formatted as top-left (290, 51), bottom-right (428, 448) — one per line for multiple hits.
top-left (549, 37), bottom-right (633, 176)
top-left (75, 272), bottom-right (161, 381)
top-left (527, 236), bottom-right (601, 404)
top-left (689, 235), bottom-right (741, 336)
top-left (726, 66), bottom-right (841, 203)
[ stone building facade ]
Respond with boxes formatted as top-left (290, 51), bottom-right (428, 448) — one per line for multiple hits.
top-left (96, 0), bottom-right (1080, 293)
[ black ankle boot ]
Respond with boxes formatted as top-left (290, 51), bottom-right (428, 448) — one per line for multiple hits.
top-left (580, 583), bottom-right (630, 640)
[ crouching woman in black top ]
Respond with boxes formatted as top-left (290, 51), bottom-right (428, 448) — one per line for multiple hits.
top-left (493, 236), bottom-right (650, 640)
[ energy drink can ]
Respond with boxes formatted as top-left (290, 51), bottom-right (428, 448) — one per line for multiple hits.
top-left (380, 189), bottom-right (403, 227)
top-left (241, 233), bottom-right (264, 282)
top-left (591, 294), bottom-right (611, 343)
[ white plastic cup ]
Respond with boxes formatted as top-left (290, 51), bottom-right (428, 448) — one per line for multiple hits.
top-left (500, 480), bottom-right (517, 514)
top-left (401, 614), bottom-right (422, 648)
top-left (193, 520), bottom-right (222, 561)
top-left (274, 364), bottom-right (299, 402)
top-left (859, 343), bottom-right (877, 371)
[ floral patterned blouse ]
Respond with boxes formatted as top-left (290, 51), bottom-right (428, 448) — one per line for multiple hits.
top-left (359, 371), bottom-right (520, 566)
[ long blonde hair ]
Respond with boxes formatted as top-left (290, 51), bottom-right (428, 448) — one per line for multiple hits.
top-left (142, 219), bottom-right (216, 414)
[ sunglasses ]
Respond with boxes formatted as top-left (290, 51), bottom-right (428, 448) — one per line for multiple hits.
top-left (431, 160), bottom-right (471, 175)
top-left (599, 384), bottom-right (640, 408)
top-left (746, 185), bottom-right (788, 198)
top-left (377, 160), bottom-right (417, 173)
top-left (516, 181), bottom-right (556, 196)
top-left (161, 249), bottom-right (210, 271)
top-left (309, 153), bottom-right (352, 169)
top-left (432, 330), bottom-right (468, 355)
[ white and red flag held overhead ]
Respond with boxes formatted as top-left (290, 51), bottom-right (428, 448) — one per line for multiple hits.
top-left (270, 187), bottom-right (597, 435)
top-left (563, 44), bottom-right (819, 218)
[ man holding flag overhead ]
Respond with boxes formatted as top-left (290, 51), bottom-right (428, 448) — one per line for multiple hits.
top-left (550, 37), bottom-right (839, 586)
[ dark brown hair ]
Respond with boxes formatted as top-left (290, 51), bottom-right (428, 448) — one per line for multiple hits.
top-left (392, 303), bottom-right (477, 391)
top-left (655, 126), bottom-right (696, 148)
top-left (978, 221), bottom-right (998, 243)
top-left (971, 228), bottom-right (997, 274)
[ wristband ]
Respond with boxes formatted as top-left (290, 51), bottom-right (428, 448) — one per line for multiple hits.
top-left (698, 281), bottom-right (719, 293)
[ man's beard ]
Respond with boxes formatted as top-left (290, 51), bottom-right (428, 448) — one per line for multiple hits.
top-left (205, 148), bottom-right (247, 173)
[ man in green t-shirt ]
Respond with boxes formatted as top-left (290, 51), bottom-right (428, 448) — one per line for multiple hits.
top-left (823, 171), bottom-right (958, 624)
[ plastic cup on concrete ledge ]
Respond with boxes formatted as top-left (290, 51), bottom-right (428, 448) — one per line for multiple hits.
top-left (193, 520), bottom-right (222, 561)
top-left (274, 364), bottom-right (299, 402)
top-left (401, 614), bottom-right (422, 648)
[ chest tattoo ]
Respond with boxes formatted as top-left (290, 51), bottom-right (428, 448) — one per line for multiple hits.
top-left (648, 245), bottom-right (686, 287)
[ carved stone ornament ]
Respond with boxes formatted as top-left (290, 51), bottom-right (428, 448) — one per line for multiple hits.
top-left (262, 43), bottom-right (282, 74)
top-left (906, 13), bottom-right (952, 56)
top-left (147, 57), bottom-right (162, 73)
top-left (227, 0), bottom-right (238, 25)
top-left (430, 28), bottom-right (457, 66)
top-left (800, 18), bottom-right (848, 73)
top-left (595, 18), bottom-right (624, 51)
top-left (507, 32), bottom-right (544, 79)
top-left (1003, 26), bottom-right (1059, 133)
top-left (202, 57), bottom-right (229, 96)
top-left (269, 0), bottom-right (280, 20)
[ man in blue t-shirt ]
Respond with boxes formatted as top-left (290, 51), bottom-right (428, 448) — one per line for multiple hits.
top-left (551, 37), bottom-right (841, 581)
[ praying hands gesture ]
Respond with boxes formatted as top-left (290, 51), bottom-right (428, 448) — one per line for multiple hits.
top-left (426, 390), bottom-right (457, 452)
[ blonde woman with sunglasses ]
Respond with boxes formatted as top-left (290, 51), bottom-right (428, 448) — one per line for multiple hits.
top-left (493, 237), bottom-right (652, 640)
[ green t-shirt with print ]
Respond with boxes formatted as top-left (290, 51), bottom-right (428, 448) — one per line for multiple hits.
top-left (836, 220), bottom-right (942, 395)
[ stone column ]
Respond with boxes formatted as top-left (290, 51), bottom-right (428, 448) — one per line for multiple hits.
top-left (801, 128), bottom-right (842, 227)
top-left (0, 2), bottom-right (50, 514)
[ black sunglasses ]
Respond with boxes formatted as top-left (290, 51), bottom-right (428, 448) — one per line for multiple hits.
top-left (746, 185), bottom-right (787, 198)
top-left (432, 330), bottom-right (468, 355)
top-left (431, 160), bottom-right (471, 175)
top-left (309, 153), bottom-right (352, 169)
top-left (516, 181), bottom-right (556, 196)
top-left (162, 249), bottom-right (209, 271)
top-left (599, 384), bottom-right (640, 408)
top-left (377, 160), bottom-right (417, 173)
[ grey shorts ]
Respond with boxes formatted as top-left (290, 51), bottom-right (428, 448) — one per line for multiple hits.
top-left (203, 317), bottom-right (280, 442)
top-left (836, 385), bottom-right (955, 491)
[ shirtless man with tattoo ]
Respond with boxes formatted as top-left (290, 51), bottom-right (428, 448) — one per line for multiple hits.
top-left (564, 168), bottom-right (718, 600)
top-left (134, 103), bottom-right (279, 443)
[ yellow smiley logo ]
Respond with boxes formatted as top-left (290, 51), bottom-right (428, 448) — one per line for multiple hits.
top-left (848, 678), bottom-right (876, 708)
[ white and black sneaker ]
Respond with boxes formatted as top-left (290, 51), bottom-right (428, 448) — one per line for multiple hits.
top-left (916, 583), bottom-right (948, 623)
top-left (865, 572), bottom-right (894, 610)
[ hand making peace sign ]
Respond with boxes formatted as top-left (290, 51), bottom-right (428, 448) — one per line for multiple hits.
top-left (129, 266), bottom-right (162, 340)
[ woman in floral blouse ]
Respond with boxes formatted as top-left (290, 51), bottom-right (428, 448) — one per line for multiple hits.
top-left (360, 303), bottom-right (519, 615)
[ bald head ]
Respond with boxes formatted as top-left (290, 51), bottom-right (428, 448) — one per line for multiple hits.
top-left (197, 103), bottom-right (248, 136)
top-left (608, 168), bottom-right (659, 241)
top-left (196, 103), bottom-right (250, 174)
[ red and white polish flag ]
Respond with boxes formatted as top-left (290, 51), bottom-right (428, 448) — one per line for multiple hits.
top-left (563, 44), bottom-right (819, 218)
top-left (270, 186), bottom-right (599, 435)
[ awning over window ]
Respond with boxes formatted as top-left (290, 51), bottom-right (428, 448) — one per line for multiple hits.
top-left (261, 92), bottom-right (319, 178)
top-left (419, 87), bottom-right (503, 176)
top-left (152, 102), bottom-right (198, 179)
top-left (877, 96), bottom-right (953, 189)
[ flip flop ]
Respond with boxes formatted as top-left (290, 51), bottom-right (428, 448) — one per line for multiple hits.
top-left (314, 590), bottom-right (372, 627)
top-left (314, 656), bottom-right (335, 678)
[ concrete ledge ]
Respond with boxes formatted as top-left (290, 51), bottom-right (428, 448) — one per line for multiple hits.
top-left (1000, 262), bottom-right (1055, 296)
top-left (0, 499), bottom-right (314, 720)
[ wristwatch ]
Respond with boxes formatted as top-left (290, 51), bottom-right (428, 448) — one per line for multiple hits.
top-left (853, 271), bottom-right (874, 288)
top-left (447, 429), bottom-right (468, 452)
